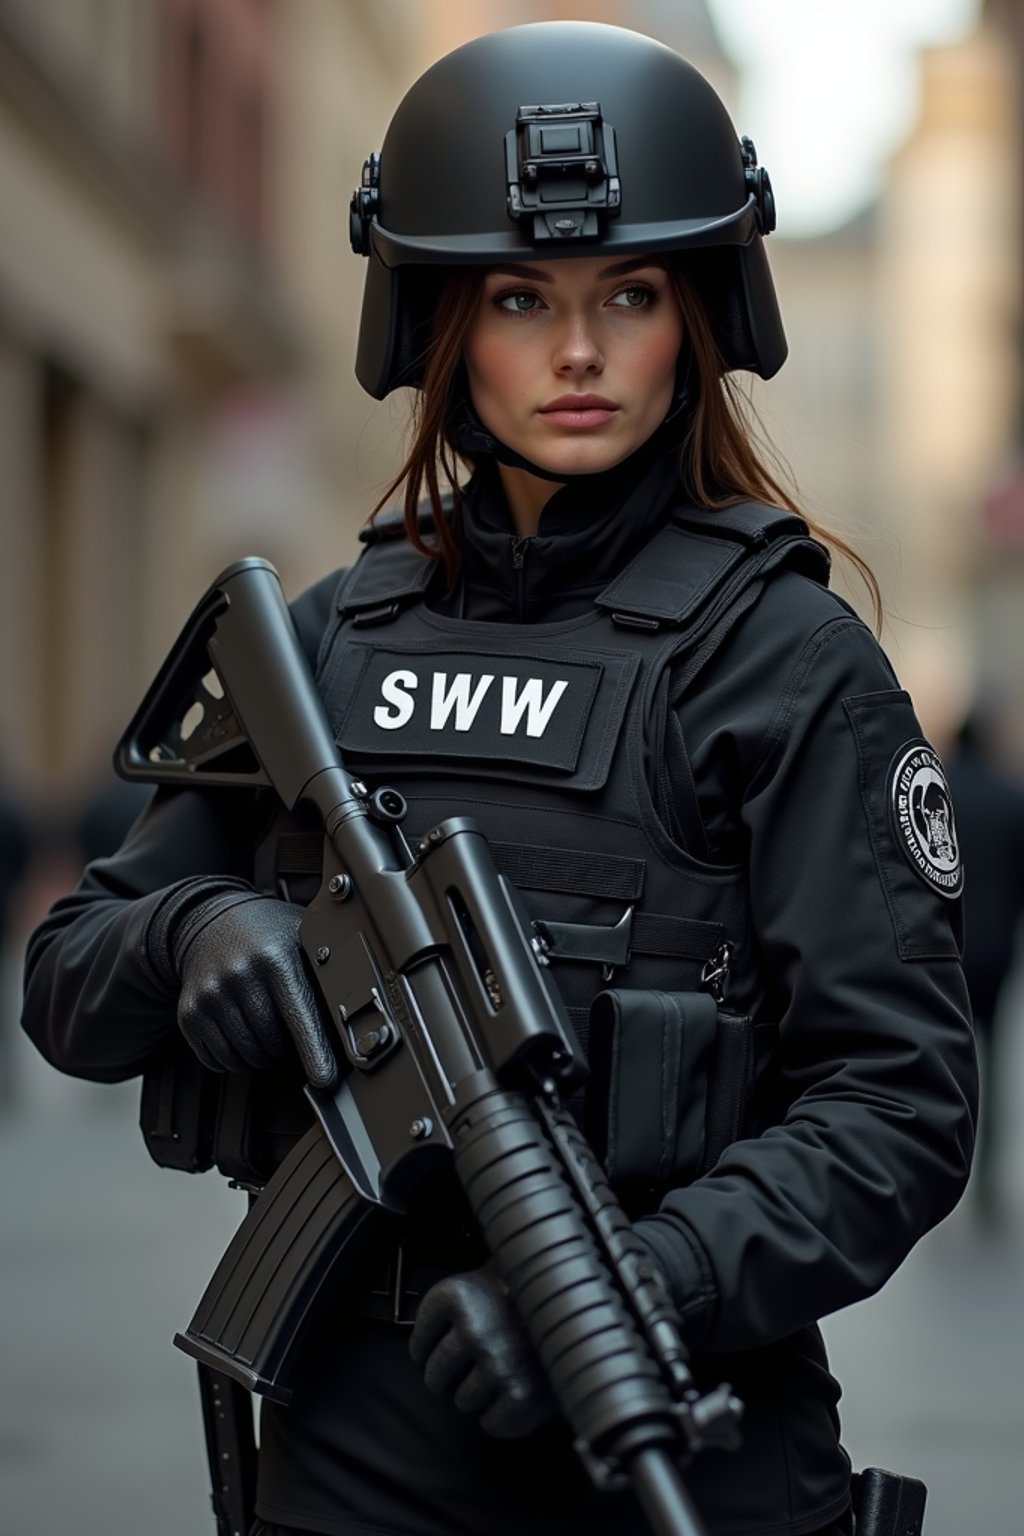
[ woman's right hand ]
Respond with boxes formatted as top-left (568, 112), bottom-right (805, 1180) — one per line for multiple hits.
top-left (173, 891), bottom-right (338, 1090)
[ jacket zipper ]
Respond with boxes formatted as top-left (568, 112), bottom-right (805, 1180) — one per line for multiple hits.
top-left (511, 536), bottom-right (530, 621)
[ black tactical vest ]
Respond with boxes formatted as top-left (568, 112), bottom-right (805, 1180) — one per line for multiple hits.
top-left (262, 502), bottom-right (830, 1208)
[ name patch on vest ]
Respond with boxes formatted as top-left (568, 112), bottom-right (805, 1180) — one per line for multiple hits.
top-left (339, 644), bottom-right (603, 773)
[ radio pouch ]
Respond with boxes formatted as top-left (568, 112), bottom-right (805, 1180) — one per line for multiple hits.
top-left (586, 988), bottom-right (756, 1192)
top-left (140, 1041), bottom-right (219, 1173)
top-left (852, 1466), bottom-right (927, 1535)
top-left (585, 989), bottom-right (719, 1188)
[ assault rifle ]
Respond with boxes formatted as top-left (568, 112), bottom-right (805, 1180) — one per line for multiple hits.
top-left (117, 558), bottom-right (742, 1536)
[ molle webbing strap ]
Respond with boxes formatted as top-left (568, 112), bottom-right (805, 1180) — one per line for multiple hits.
top-left (562, 1004), bottom-right (592, 1121)
top-left (595, 502), bottom-right (829, 631)
top-left (275, 834), bottom-right (327, 878)
top-left (538, 912), bottom-right (724, 968)
top-left (273, 836), bottom-right (646, 904)
top-left (566, 1005), bottom-right (591, 1051)
top-left (270, 835), bottom-right (720, 966)
top-left (489, 841), bottom-right (645, 903)
top-left (633, 912), bottom-right (724, 960)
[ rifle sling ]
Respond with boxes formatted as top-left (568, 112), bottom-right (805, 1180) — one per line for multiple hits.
top-left (197, 1361), bottom-right (258, 1536)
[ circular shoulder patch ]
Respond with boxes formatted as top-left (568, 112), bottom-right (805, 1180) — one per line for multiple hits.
top-left (887, 741), bottom-right (963, 899)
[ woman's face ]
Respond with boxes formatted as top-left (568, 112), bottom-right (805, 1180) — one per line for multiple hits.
top-left (463, 254), bottom-right (684, 480)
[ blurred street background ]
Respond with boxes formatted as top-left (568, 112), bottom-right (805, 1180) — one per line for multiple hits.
top-left (2, 1), bottom-right (1024, 1532)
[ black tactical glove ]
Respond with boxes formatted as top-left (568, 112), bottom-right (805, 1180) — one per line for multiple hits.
top-left (168, 886), bottom-right (337, 1089)
top-left (408, 1263), bottom-right (557, 1439)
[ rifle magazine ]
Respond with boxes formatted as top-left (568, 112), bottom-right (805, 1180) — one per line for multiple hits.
top-left (175, 1122), bottom-right (380, 1402)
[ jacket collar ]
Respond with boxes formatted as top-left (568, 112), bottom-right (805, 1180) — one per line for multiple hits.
top-left (449, 440), bottom-right (684, 624)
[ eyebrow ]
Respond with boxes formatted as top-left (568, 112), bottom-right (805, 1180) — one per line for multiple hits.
top-left (487, 257), bottom-right (664, 283)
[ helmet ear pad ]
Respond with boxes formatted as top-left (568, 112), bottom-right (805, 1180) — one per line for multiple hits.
top-left (673, 242), bottom-right (787, 381)
top-left (356, 260), bottom-right (454, 400)
top-left (355, 257), bottom-right (400, 401)
top-left (736, 239), bottom-right (787, 378)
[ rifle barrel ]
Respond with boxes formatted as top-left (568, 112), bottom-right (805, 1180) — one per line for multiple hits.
top-left (630, 1448), bottom-right (707, 1536)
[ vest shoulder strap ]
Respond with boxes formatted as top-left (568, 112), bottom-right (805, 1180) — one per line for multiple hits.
top-left (595, 501), bottom-right (831, 632)
top-left (334, 496), bottom-right (830, 632)
top-left (335, 497), bottom-right (448, 626)
top-left (358, 499), bottom-right (441, 544)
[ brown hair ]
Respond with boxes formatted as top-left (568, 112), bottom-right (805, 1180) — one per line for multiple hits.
top-left (370, 271), bottom-right (485, 582)
top-left (371, 264), bottom-right (884, 632)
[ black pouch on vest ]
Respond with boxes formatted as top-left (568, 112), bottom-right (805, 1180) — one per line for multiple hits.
top-left (851, 1467), bottom-right (927, 1536)
top-left (140, 1049), bottom-right (308, 1184)
top-left (585, 989), bottom-right (718, 1189)
top-left (702, 1009), bottom-right (755, 1171)
top-left (585, 989), bottom-right (754, 1192)
top-left (211, 1069), bottom-right (311, 1187)
top-left (139, 1041), bottom-right (220, 1173)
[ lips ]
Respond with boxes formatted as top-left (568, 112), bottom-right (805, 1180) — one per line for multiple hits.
top-left (538, 394), bottom-right (620, 430)
top-left (540, 394), bottom-right (619, 413)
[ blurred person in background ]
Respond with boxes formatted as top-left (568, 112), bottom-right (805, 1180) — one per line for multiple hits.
top-left (20, 23), bottom-right (977, 1536)
top-left (0, 767), bottom-right (147, 1108)
top-left (0, 771), bottom-right (31, 943)
top-left (0, 759), bottom-right (32, 1104)
top-left (946, 698), bottom-right (1024, 1226)
top-left (70, 772), bottom-right (152, 869)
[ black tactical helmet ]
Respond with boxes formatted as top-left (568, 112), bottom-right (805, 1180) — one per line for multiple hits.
top-left (350, 21), bottom-right (786, 399)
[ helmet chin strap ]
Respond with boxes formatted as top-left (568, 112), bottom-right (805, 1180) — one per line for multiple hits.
top-left (448, 395), bottom-right (573, 481)
top-left (447, 364), bottom-right (694, 484)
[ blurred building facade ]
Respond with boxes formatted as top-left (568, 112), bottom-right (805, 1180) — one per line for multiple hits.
top-left (0, 0), bottom-right (411, 812)
top-left (0, 0), bottom-right (298, 809)
top-left (1, 0), bottom-right (1022, 822)
top-left (734, 13), bottom-right (1022, 751)
top-left (974, 0), bottom-right (1024, 761)
top-left (880, 24), bottom-right (1021, 745)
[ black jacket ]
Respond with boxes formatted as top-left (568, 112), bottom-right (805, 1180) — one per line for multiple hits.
top-left (22, 452), bottom-right (977, 1536)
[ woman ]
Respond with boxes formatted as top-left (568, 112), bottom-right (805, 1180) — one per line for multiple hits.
top-left (22, 23), bottom-right (976, 1536)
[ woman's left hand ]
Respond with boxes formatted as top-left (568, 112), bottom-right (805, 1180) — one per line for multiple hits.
top-left (408, 1263), bottom-right (557, 1439)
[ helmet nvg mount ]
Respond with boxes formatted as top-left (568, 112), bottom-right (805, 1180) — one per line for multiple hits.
top-left (350, 21), bottom-right (786, 400)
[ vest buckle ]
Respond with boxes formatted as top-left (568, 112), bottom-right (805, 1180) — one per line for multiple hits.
top-left (350, 601), bottom-right (402, 627)
top-left (532, 905), bottom-right (634, 980)
top-left (700, 940), bottom-right (734, 1004)
top-left (611, 611), bottom-right (662, 633)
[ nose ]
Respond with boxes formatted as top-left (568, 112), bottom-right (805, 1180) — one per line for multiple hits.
top-left (552, 311), bottom-right (604, 378)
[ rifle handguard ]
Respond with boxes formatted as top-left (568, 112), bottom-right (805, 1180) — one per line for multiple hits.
top-left (453, 1089), bottom-right (680, 1475)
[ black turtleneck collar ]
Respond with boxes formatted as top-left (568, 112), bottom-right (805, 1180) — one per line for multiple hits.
top-left (431, 438), bottom-right (686, 625)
